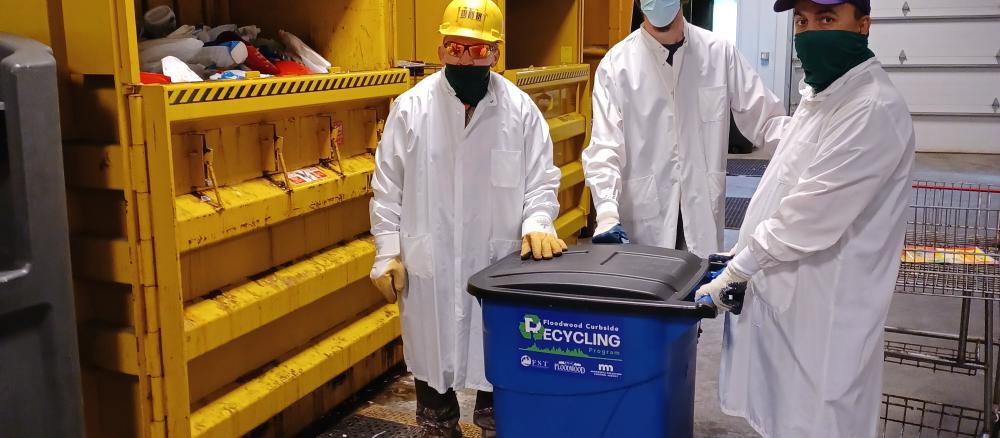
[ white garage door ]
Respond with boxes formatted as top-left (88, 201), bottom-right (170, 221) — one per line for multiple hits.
top-left (790, 0), bottom-right (1000, 153)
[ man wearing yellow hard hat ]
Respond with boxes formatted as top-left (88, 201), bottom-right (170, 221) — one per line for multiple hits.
top-left (369, 1), bottom-right (564, 436)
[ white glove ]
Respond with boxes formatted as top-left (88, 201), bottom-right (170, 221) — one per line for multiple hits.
top-left (695, 266), bottom-right (751, 313)
top-left (594, 209), bottom-right (620, 236)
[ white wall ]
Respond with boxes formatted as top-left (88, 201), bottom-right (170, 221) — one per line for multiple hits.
top-left (732, 0), bottom-right (793, 110)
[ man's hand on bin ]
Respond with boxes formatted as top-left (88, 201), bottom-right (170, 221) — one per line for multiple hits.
top-left (371, 257), bottom-right (406, 304)
top-left (592, 210), bottom-right (630, 244)
top-left (521, 232), bottom-right (568, 261)
top-left (695, 265), bottom-right (749, 315)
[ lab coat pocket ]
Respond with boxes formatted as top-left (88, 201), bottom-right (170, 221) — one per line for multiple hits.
top-left (491, 150), bottom-right (523, 189)
top-left (490, 239), bottom-right (522, 264)
top-left (698, 85), bottom-right (728, 123)
top-left (401, 233), bottom-right (434, 279)
top-left (623, 175), bottom-right (661, 220)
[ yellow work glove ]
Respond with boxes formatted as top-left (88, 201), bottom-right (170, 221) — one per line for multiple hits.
top-left (372, 258), bottom-right (406, 304)
top-left (521, 232), bottom-right (569, 261)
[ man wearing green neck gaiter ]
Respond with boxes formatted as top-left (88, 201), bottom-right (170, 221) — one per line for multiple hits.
top-left (700, 1), bottom-right (917, 437)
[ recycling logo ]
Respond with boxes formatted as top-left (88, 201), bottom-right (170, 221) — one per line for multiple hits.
top-left (519, 315), bottom-right (544, 340)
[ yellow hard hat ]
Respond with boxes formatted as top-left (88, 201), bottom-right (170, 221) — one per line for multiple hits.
top-left (439, 0), bottom-right (505, 43)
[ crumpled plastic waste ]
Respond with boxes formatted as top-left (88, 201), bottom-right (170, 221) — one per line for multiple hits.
top-left (162, 56), bottom-right (204, 83)
top-left (139, 37), bottom-right (203, 72)
top-left (237, 25), bottom-right (262, 42)
top-left (208, 70), bottom-right (275, 80)
top-left (254, 38), bottom-right (285, 61)
top-left (165, 25), bottom-right (200, 39)
top-left (191, 40), bottom-right (248, 69)
top-left (213, 31), bottom-right (279, 75)
top-left (137, 7), bottom-right (333, 82)
top-left (195, 24), bottom-right (238, 43)
top-left (142, 5), bottom-right (177, 39)
top-left (278, 30), bottom-right (331, 74)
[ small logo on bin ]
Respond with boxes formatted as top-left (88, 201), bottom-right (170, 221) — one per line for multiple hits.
top-left (598, 363), bottom-right (615, 373)
top-left (554, 361), bottom-right (586, 374)
top-left (520, 355), bottom-right (532, 367)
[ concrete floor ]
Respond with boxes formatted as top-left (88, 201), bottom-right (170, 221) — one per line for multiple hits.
top-left (316, 152), bottom-right (1000, 437)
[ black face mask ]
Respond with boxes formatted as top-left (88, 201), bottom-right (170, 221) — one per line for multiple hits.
top-left (444, 64), bottom-right (491, 106)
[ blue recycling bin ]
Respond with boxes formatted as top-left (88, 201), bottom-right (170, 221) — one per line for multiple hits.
top-left (468, 244), bottom-right (716, 438)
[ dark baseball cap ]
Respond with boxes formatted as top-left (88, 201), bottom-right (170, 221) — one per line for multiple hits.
top-left (773, 0), bottom-right (871, 15)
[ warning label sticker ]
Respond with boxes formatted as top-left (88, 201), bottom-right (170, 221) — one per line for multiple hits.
top-left (287, 167), bottom-right (329, 185)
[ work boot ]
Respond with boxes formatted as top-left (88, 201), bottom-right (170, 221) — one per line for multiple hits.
top-left (415, 380), bottom-right (462, 438)
top-left (415, 422), bottom-right (462, 438)
top-left (473, 390), bottom-right (496, 438)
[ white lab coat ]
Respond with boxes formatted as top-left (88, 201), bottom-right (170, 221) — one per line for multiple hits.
top-left (582, 24), bottom-right (788, 257)
top-left (720, 58), bottom-right (915, 438)
top-left (369, 71), bottom-right (561, 394)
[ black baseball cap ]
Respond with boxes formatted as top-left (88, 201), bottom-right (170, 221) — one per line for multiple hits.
top-left (774, 0), bottom-right (871, 15)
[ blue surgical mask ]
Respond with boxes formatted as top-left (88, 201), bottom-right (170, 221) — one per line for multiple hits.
top-left (640, 0), bottom-right (681, 28)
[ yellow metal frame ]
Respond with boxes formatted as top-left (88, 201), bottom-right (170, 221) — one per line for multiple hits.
top-left (124, 70), bottom-right (409, 438)
top-left (506, 64), bottom-right (593, 240)
top-left (31, 0), bottom-right (591, 433)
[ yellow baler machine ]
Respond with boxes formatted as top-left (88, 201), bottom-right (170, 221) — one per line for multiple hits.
top-left (0, 0), bottom-right (601, 437)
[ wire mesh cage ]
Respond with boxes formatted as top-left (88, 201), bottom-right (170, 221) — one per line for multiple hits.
top-left (881, 394), bottom-right (985, 438)
top-left (885, 339), bottom-right (982, 376)
top-left (896, 182), bottom-right (1000, 301)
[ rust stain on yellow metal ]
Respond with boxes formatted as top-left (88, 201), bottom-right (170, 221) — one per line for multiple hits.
top-left (189, 304), bottom-right (401, 438)
top-left (175, 155), bottom-right (375, 252)
top-left (184, 238), bottom-right (376, 359)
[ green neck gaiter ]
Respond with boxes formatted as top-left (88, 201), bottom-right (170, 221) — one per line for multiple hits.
top-left (444, 64), bottom-right (491, 106)
top-left (795, 30), bottom-right (875, 93)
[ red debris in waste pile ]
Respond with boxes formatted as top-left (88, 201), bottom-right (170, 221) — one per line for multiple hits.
top-left (275, 60), bottom-right (311, 76)
top-left (140, 72), bottom-right (172, 84)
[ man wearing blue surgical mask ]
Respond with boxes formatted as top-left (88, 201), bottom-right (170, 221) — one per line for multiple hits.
top-left (582, 0), bottom-right (789, 256)
top-left (698, 1), bottom-right (916, 436)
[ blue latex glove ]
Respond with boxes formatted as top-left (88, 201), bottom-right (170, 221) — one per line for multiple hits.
top-left (592, 224), bottom-right (631, 244)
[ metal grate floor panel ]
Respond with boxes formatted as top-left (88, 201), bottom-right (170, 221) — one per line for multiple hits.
top-left (725, 197), bottom-right (752, 230)
top-left (727, 159), bottom-right (770, 177)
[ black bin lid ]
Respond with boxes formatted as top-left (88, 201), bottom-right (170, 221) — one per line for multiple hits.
top-left (468, 244), bottom-right (715, 318)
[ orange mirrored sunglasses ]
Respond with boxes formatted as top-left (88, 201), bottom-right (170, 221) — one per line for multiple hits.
top-left (443, 41), bottom-right (494, 60)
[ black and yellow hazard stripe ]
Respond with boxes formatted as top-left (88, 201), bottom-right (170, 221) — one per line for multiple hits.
top-left (514, 67), bottom-right (589, 87)
top-left (165, 70), bottom-right (409, 106)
